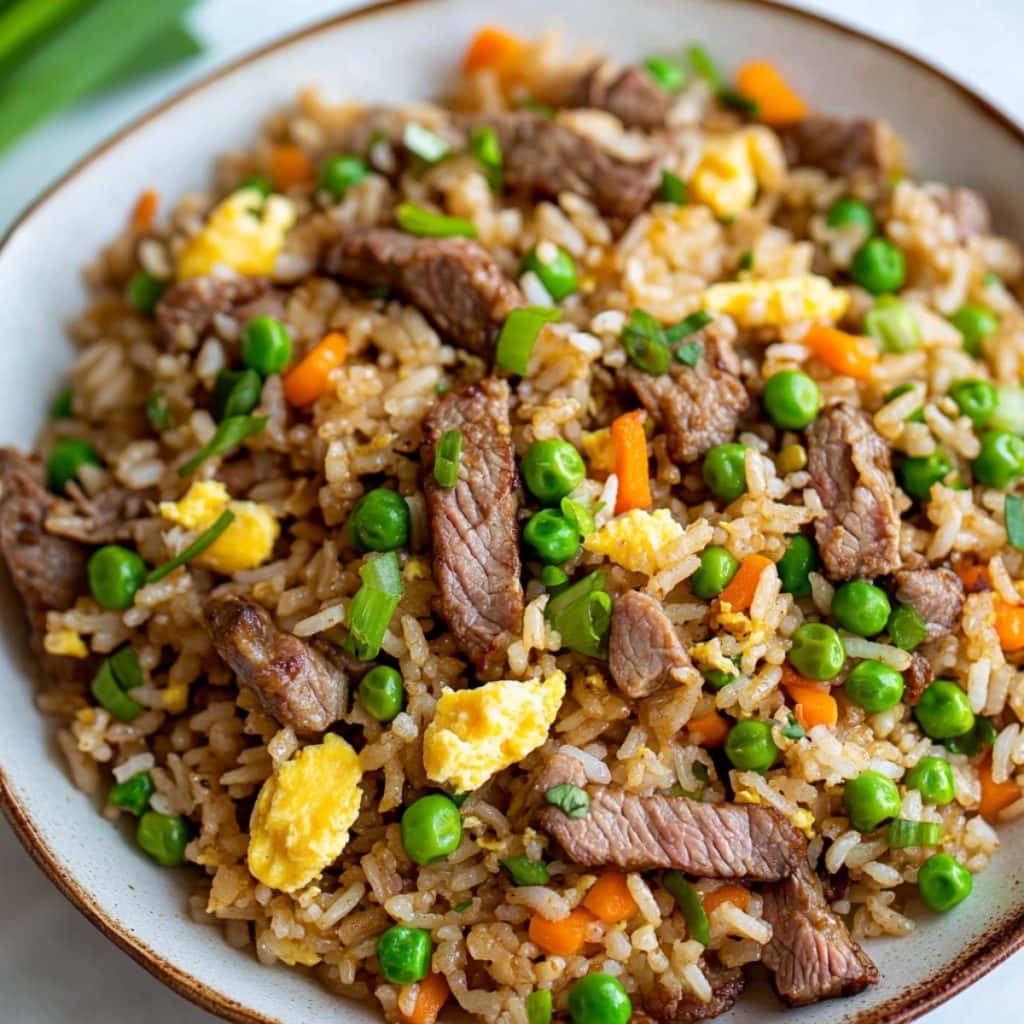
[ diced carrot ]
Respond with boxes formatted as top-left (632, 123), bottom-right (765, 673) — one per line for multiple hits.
top-left (956, 562), bottom-right (991, 594)
top-left (283, 332), bottom-right (348, 406)
top-left (735, 61), bottom-right (808, 124)
top-left (687, 710), bottom-right (730, 748)
top-left (268, 144), bottom-right (313, 190)
top-left (803, 324), bottom-right (878, 381)
top-left (611, 409), bottom-right (652, 514)
top-left (701, 884), bottom-right (751, 916)
top-left (978, 755), bottom-right (1021, 822)
top-left (718, 553), bottom-right (772, 613)
top-left (398, 972), bottom-right (450, 1024)
top-left (994, 598), bottom-right (1024, 652)
top-left (583, 870), bottom-right (639, 924)
top-left (529, 907), bottom-right (593, 957)
top-left (463, 26), bottom-right (526, 77)
top-left (784, 681), bottom-right (838, 730)
top-left (130, 189), bottom-right (158, 233)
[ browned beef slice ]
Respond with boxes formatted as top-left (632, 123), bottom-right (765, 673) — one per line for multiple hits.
top-left (568, 61), bottom-right (675, 130)
top-left (204, 593), bottom-right (346, 732)
top-left (806, 402), bottom-right (901, 580)
top-left (620, 330), bottom-right (750, 465)
top-left (609, 590), bottom-right (691, 699)
top-left (903, 652), bottom-right (933, 705)
top-left (458, 112), bottom-right (660, 222)
top-left (155, 275), bottom-right (280, 348)
top-left (893, 567), bottom-right (964, 640)
top-left (45, 482), bottom-right (154, 545)
top-left (938, 186), bottom-right (991, 242)
top-left (643, 960), bottom-right (744, 1024)
top-left (761, 860), bottom-right (878, 1006)
top-left (323, 228), bottom-right (522, 356)
top-left (423, 378), bottom-right (524, 677)
top-left (777, 115), bottom-right (902, 177)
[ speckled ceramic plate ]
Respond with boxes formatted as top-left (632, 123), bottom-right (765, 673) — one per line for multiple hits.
top-left (2, 1), bottom-right (1023, 1021)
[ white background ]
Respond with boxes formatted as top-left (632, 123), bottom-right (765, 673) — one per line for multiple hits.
top-left (1, 1), bottom-right (1021, 1020)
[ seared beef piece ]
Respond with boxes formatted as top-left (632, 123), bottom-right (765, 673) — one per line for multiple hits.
top-left (535, 754), bottom-right (805, 879)
top-left (205, 593), bottom-right (347, 733)
top-left (620, 330), bottom-right (750, 465)
top-left (777, 115), bottom-right (902, 177)
top-left (45, 483), bottom-right (153, 545)
top-left (457, 112), bottom-right (660, 222)
top-left (609, 590), bottom-right (691, 699)
top-left (323, 229), bottom-right (523, 356)
top-left (422, 378), bottom-right (523, 677)
top-left (892, 567), bottom-right (964, 640)
top-left (903, 653), bottom-right (933, 705)
top-left (568, 61), bottom-right (675, 130)
top-left (761, 860), bottom-right (878, 1006)
top-left (155, 275), bottom-right (281, 349)
top-left (806, 402), bottom-right (901, 580)
top-left (938, 186), bottom-right (991, 242)
top-left (643, 960), bottom-right (745, 1024)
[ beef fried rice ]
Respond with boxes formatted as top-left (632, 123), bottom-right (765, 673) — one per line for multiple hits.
top-left (3, 26), bottom-right (1024, 1024)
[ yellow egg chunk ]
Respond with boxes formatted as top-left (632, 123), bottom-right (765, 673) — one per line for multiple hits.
top-left (583, 508), bottom-right (684, 576)
top-left (701, 274), bottom-right (850, 328)
top-left (582, 428), bottom-right (615, 474)
top-left (44, 627), bottom-right (88, 659)
top-left (423, 672), bottom-right (566, 792)
top-left (690, 128), bottom-right (785, 218)
top-left (177, 187), bottom-right (296, 279)
top-left (159, 480), bottom-right (279, 574)
top-left (248, 734), bottom-right (363, 893)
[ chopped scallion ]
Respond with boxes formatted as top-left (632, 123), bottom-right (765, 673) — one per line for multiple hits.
top-left (344, 551), bottom-right (404, 661)
top-left (621, 308), bottom-right (670, 375)
top-left (544, 569), bottom-right (612, 658)
top-left (686, 43), bottom-right (726, 91)
top-left (495, 306), bottom-right (563, 375)
top-left (659, 169), bottom-right (687, 205)
top-left (781, 713), bottom-right (805, 740)
top-left (395, 202), bottom-right (476, 238)
top-left (738, 250), bottom-right (754, 272)
top-left (719, 87), bottom-right (759, 116)
top-left (560, 496), bottom-right (595, 538)
top-left (675, 342), bottom-right (703, 368)
top-left (470, 125), bottom-right (503, 191)
top-left (665, 310), bottom-right (713, 343)
top-left (90, 659), bottom-right (141, 722)
top-left (664, 871), bottom-right (710, 946)
top-left (541, 565), bottom-right (568, 589)
top-left (887, 819), bottom-right (942, 849)
top-left (50, 385), bottom-right (74, 420)
top-left (864, 295), bottom-right (921, 354)
top-left (544, 783), bottom-right (590, 819)
top-left (177, 415), bottom-right (267, 477)
top-left (403, 121), bottom-right (450, 163)
top-left (108, 644), bottom-right (143, 690)
top-left (433, 429), bottom-right (463, 488)
top-left (499, 856), bottom-right (550, 886)
top-left (452, 899), bottom-right (473, 912)
top-left (146, 389), bottom-right (171, 431)
top-left (146, 509), bottom-right (236, 584)
top-left (1006, 495), bottom-right (1024, 551)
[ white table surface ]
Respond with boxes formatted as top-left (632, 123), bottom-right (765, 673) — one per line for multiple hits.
top-left (1, 1), bottom-right (1021, 1020)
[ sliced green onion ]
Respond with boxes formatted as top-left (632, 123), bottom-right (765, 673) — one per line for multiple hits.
top-left (887, 819), bottom-right (942, 849)
top-left (146, 509), bottom-right (236, 584)
top-left (395, 202), bottom-right (476, 238)
top-left (146, 389), bottom-right (171, 431)
top-left (499, 856), bottom-right (550, 886)
top-left (518, 96), bottom-right (556, 119)
top-left (1006, 495), bottom-right (1024, 551)
top-left (544, 569), bottom-right (612, 658)
top-left (666, 310), bottom-right (713, 343)
top-left (403, 122), bottom-right (450, 163)
top-left (781, 713), bottom-right (806, 740)
top-left (452, 899), bottom-right (473, 912)
top-left (943, 716), bottom-right (996, 757)
top-left (644, 56), bottom-right (686, 94)
top-left (990, 386), bottom-right (1024, 434)
top-left (109, 771), bottom-right (155, 816)
top-left (664, 871), bottom-right (710, 946)
top-left (738, 250), bottom-right (754, 272)
top-left (686, 43), bottom-right (726, 91)
top-left (345, 551), bottom-right (404, 661)
top-left (544, 783), bottom-right (590, 819)
top-left (659, 169), bottom-right (687, 205)
top-left (108, 644), bottom-right (143, 690)
top-left (560, 496), bottom-right (596, 538)
top-left (983, 272), bottom-right (1002, 288)
top-left (719, 88), bottom-right (759, 116)
top-left (621, 309), bottom-right (670, 375)
top-left (675, 342), bottom-right (702, 368)
top-left (541, 565), bottom-right (568, 589)
top-left (90, 659), bottom-right (141, 722)
top-left (177, 415), bottom-right (267, 477)
top-left (470, 125), bottom-right (503, 191)
top-left (526, 990), bottom-right (552, 1024)
top-left (50, 385), bottom-right (74, 420)
top-left (433, 429), bottom-right (463, 488)
top-left (495, 306), bottom-right (563, 375)
top-left (864, 295), bottom-right (921, 354)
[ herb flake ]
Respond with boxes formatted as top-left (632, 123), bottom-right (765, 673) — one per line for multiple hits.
top-left (1006, 494), bottom-right (1024, 550)
top-left (544, 782), bottom-right (590, 819)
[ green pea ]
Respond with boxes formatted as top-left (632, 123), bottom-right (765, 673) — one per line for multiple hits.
top-left (831, 580), bottom-right (891, 637)
top-left (899, 452), bottom-right (953, 501)
top-left (864, 295), bottom-right (921, 353)
top-left (568, 973), bottom-right (632, 1024)
top-left (905, 756), bottom-right (955, 806)
top-left (691, 546), bottom-right (739, 599)
top-left (702, 668), bottom-right (736, 690)
top-left (777, 534), bottom-right (819, 599)
top-left (763, 369), bottom-right (821, 430)
top-left (844, 770), bottom-right (901, 832)
top-left (789, 622), bottom-right (845, 681)
top-left (358, 666), bottom-right (405, 723)
top-left (136, 810), bottom-right (189, 866)
top-left (521, 439), bottom-right (586, 505)
top-left (887, 603), bottom-right (927, 651)
top-left (724, 719), bottom-right (779, 772)
top-left (973, 430), bottom-right (1024, 489)
top-left (643, 56), bottom-right (687, 94)
top-left (521, 244), bottom-right (578, 301)
top-left (883, 383), bottom-right (925, 424)
top-left (850, 237), bottom-right (906, 294)
top-left (949, 379), bottom-right (997, 428)
top-left (348, 488), bottom-right (411, 553)
top-left (109, 771), bottom-right (154, 816)
top-left (844, 660), bottom-right (904, 713)
top-left (320, 154), bottom-right (368, 198)
top-left (401, 793), bottom-right (462, 865)
top-left (918, 853), bottom-right (972, 912)
top-left (239, 173), bottom-right (272, 196)
top-left (826, 197), bottom-right (875, 234)
top-left (702, 443), bottom-right (747, 503)
top-left (915, 680), bottom-right (974, 740)
top-left (523, 509), bottom-right (580, 565)
top-left (241, 316), bottom-right (293, 376)
top-left (950, 303), bottom-right (998, 357)
top-left (212, 368), bottom-right (263, 420)
top-left (125, 270), bottom-right (167, 314)
top-left (87, 545), bottom-right (147, 611)
top-left (376, 924), bottom-right (432, 984)
top-left (46, 437), bottom-right (102, 495)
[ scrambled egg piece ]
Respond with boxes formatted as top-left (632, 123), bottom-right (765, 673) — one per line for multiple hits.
top-left (177, 187), bottom-right (296, 279)
top-left (582, 428), bottom-right (615, 474)
top-left (248, 733), bottom-right (363, 892)
top-left (583, 508), bottom-right (684, 576)
top-left (702, 274), bottom-right (850, 328)
top-left (162, 684), bottom-right (190, 715)
top-left (690, 128), bottom-right (785, 217)
top-left (423, 672), bottom-right (566, 792)
top-left (159, 480), bottom-right (279, 575)
top-left (44, 627), bottom-right (88, 659)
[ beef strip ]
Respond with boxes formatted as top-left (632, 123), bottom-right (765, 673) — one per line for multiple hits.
top-left (323, 228), bottom-right (522, 357)
top-left (761, 860), bottom-right (878, 1006)
top-left (938, 186), bottom-right (991, 242)
top-left (903, 652), bottom-right (933, 705)
top-left (567, 61), bottom-right (675, 130)
top-left (155, 275), bottom-right (282, 349)
top-left (422, 378), bottom-right (523, 677)
top-left (806, 402), bottom-right (901, 580)
top-left (204, 593), bottom-right (347, 732)
top-left (609, 590), bottom-right (692, 699)
top-left (535, 754), bottom-right (805, 879)
top-left (776, 115), bottom-right (902, 177)
top-left (44, 482), bottom-right (154, 545)
top-left (643, 959), bottom-right (744, 1024)
top-left (457, 111), bottom-right (660, 223)
top-left (620, 329), bottom-right (750, 464)
top-left (892, 567), bottom-right (964, 640)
